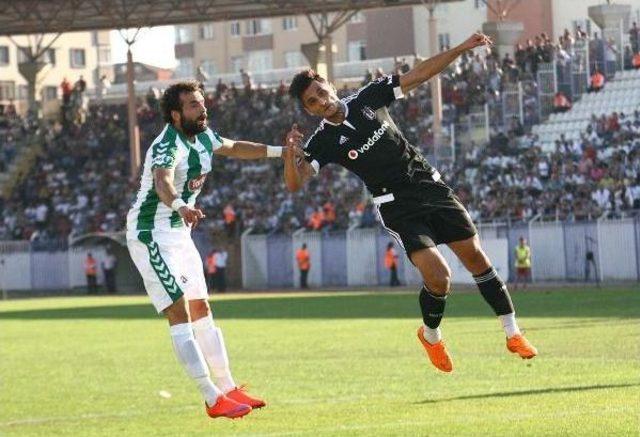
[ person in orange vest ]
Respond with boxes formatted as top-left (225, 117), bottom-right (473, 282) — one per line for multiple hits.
top-left (205, 250), bottom-right (217, 293)
top-left (323, 201), bottom-right (336, 229)
top-left (308, 208), bottom-right (324, 231)
top-left (223, 204), bottom-right (236, 236)
top-left (553, 91), bottom-right (571, 113)
top-left (385, 242), bottom-right (401, 286)
top-left (84, 252), bottom-right (98, 294)
top-left (633, 52), bottom-right (640, 69)
top-left (589, 68), bottom-right (605, 92)
top-left (295, 243), bottom-right (311, 289)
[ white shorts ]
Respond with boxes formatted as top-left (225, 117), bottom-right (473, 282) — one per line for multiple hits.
top-left (127, 229), bottom-right (208, 313)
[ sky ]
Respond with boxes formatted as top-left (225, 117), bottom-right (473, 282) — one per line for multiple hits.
top-left (109, 26), bottom-right (176, 68)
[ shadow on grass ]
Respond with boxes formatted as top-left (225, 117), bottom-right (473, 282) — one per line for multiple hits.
top-left (417, 382), bottom-right (640, 404)
top-left (0, 289), bottom-right (638, 320)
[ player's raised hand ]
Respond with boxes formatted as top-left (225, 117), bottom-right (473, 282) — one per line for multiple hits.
top-left (459, 32), bottom-right (493, 51)
top-left (284, 123), bottom-right (304, 161)
top-left (178, 205), bottom-right (206, 229)
top-left (286, 123), bottom-right (304, 148)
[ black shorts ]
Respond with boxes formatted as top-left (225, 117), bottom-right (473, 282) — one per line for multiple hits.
top-left (374, 178), bottom-right (477, 256)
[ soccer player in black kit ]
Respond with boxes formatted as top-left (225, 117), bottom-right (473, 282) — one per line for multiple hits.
top-left (283, 32), bottom-right (537, 373)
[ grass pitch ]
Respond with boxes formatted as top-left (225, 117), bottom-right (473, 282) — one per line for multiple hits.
top-left (1, 286), bottom-right (638, 436)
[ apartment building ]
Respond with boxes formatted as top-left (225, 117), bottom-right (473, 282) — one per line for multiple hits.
top-left (173, 0), bottom-right (488, 78)
top-left (0, 30), bottom-right (111, 112)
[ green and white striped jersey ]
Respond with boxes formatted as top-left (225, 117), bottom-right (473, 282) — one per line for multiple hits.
top-left (126, 123), bottom-right (222, 237)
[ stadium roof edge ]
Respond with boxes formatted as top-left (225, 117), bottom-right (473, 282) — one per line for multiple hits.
top-left (0, 0), bottom-right (462, 36)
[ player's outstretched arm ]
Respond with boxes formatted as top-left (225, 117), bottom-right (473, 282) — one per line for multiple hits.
top-left (214, 136), bottom-right (284, 160)
top-left (153, 168), bottom-right (205, 228)
top-left (399, 32), bottom-right (492, 94)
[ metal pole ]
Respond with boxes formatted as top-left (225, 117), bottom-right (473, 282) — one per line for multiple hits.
top-left (428, 5), bottom-right (443, 138)
top-left (323, 35), bottom-right (334, 83)
top-left (126, 47), bottom-right (141, 179)
top-left (518, 81), bottom-right (524, 122)
top-left (0, 258), bottom-right (6, 300)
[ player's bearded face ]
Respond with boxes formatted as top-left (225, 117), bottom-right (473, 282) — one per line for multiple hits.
top-left (180, 110), bottom-right (207, 136)
top-left (178, 91), bottom-right (208, 136)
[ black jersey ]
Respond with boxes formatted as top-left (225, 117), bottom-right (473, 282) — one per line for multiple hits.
top-left (303, 74), bottom-right (438, 197)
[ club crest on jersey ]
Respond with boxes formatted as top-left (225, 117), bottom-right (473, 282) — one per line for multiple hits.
top-left (339, 135), bottom-right (349, 145)
top-left (188, 174), bottom-right (207, 191)
top-left (362, 106), bottom-right (376, 120)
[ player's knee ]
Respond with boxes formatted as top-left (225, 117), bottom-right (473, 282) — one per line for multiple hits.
top-left (164, 298), bottom-right (189, 325)
top-left (188, 299), bottom-right (210, 320)
top-left (425, 273), bottom-right (451, 295)
top-left (463, 246), bottom-right (490, 272)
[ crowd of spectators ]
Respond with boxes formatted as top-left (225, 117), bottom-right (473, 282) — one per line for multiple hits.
top-left (447, 110), bottom-right (640, 222)
top-left (1, 27), bottom-right (640, 242)
top-left (0, 101), bottom-right (23, 173)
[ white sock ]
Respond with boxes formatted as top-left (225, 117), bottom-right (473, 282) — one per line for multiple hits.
top-left (192, 316), bottom-right (237, 393)
top-left (169, 323), bottom-right (222, 406)
top-left (422, 325), bottom-right (442, 344)
top-left (499, 313), bottom-right (521, 338)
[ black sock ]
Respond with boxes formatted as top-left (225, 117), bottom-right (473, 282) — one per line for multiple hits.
top-left (419, 285), bottom-right (447, 329)
top-left (473, 267), bottom-right (514, 316)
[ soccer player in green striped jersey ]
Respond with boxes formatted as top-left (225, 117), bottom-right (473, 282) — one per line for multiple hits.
top-left (126, 81), bottom-right (291, 419)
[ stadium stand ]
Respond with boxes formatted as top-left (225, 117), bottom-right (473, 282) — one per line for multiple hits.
top-left (1, 30), bottom-right (639, 243)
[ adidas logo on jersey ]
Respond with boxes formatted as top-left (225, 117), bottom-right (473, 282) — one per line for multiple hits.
top-left (339, 135), bottom-right (349, 145)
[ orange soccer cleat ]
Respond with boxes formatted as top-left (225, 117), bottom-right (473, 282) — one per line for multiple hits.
top-left (506, 334), bottom-right (538, 359)
top-left (227, 386), bottom-right (266, 409)
top-left (417, 326), bottom-right (453, 373)
top-left (205, 395), bottom-right (252, 419)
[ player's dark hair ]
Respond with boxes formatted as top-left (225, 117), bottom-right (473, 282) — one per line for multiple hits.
top-left (161, 80), bottom-right (205, 124)
top-left (289, 69), bottom-right (325, 102)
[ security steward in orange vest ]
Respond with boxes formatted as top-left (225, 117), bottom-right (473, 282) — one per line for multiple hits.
top-left (296, 243), bottom-right (311, 289)
top-left (385, 242), bottom-right (401, 286)
top-left (85, 252), bottom-right (98, 294)
top-left (206, 250), bottom-right (217, 292)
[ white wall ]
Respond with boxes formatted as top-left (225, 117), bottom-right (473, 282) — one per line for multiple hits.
top-left (551, 0), bottom-right (640, 39)
top-left (412, 0), bottom-right (487, 58)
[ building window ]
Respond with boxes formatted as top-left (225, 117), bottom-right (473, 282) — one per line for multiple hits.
top-left (438, 33), bottom-right (450, 51)
top-left (200, 59), bottom-right (217, 77)
top-left (98, 47), bottom-right (111, 65)
top-left (283, 16), bottom-right (298, 31)
top-left (17, 85), bottom-right (28, 100)
top-left (43, 48), bottom-right (56, 65)
top-left (176, 58), bottom-right (194, 78)
top-left (0, 81), bottom-right (15, 100)
top-left (0, 46), bottom-right (9, 65)
top-left (230, 21), bottom-right (241, 37)
top-left (175, 26), bottom-right (193, 44)
top-left (70, 48), bottom-right (86, 68)
top-left (347, 40), bottom-right (366, 61)
top-left (199, 23), bottom-right (215, 40)
top-left (17, 47), bottom-right (29, 63)
top-left (284, 51), bottom-right (303, 68)
top-left (230, 56), bottom-right (243, 73)
top-left (43, 85), bottom-right (58, 101)
top-left (247, 50), bottom-right (273, 72)
top-left (349, 11), bottom-right (365, 23)
top-left (245, 19), bottom-right (272, 36)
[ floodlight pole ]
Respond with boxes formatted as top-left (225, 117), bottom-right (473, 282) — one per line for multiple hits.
top-left (303, 10), bottom-right (361, 83)
top-left (425, 1), bottom-right (443, 139)
top-left (119, 30), bottom-right (142, 180)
